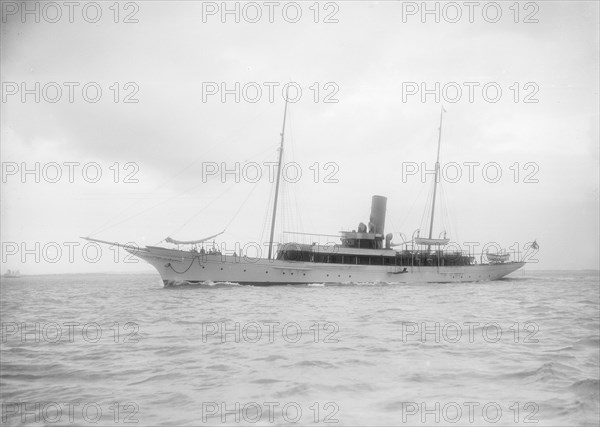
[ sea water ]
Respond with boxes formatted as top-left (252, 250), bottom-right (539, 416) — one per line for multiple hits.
top-left (1, 270), bottom-right (598, 426)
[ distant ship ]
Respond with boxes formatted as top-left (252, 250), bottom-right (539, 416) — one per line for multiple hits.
top-left (3, 269), bottom-right (21, 278)
top-left (85, 102), bottom-right (528, 286)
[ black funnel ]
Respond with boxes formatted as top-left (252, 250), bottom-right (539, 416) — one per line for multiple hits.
top-left (369, 195), bottom-right (387, 235)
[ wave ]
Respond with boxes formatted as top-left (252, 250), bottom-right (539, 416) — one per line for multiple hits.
top-left (502, 361), bottom-right (582, 382)
top-left (569, 378), bottom-right (600, 396)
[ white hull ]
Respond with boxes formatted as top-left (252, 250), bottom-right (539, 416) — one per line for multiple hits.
top-left (128, 247), bottom-right (525, 287)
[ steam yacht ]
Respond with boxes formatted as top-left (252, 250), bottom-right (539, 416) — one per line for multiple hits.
top-left (84, 101), bottom-right (528, 286)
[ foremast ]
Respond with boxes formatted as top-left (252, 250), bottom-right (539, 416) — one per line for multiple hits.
top-left (427, 106), bottom-right (445, 252)
top-left (267, 90), bottom-right (289, 260)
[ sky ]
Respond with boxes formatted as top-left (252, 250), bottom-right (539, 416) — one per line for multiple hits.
top-left (1, 0), bottom-right (598, 274)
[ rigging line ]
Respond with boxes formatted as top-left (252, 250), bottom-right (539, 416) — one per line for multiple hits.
top-left (259, 145), bottom-right (283, 245)
top-left (438, 183), bottom-right (446, 233)
top-left (91, 195), bottom-right (184, 237)
top-left (443, 184), bottom-right (452, 236)
top-left (280, 105), bottom-right (302, 236)
top-left (437, 181), bottom-right (447, 236)
top-left (170, 145), bottom-right (282, 236)
top-left (288, 184), bottom-right (298, 237)
top-left (287, 112), bottom-right (313, 238)
top-left (389, 204), bottom-right (413, 243)
top-left (91, 142), bottom-right (280, 237)
top-left (388, 211), bottom-right (402, 243)
top-left (286, 183), bottom-right (294, 241)
top-left (289, 166), bottom-right (305, 237)
top-left (438, 181), bottom-right (445, 233)
top-left (441, 181), bottom-right (460, 243)
top-left (283, 183), bottom-right (289, 241)
top-left (236, 141), bottom-right (281, 166)
top-left (88, 107), bottom-right (274, 237)
top-left (224, 178), bottom-right (264, 230)
top-left (388, 199), bottom-right (406, 241)
top-left (279, 185), bottom-right (286, 245)
top-left (88, 159), bottom-right (233, 237)
top-left (279, 180), bottom-right (284, 240)
top-left (283, 109), bottom-right (301, 237)
top-left (292, 186), bottom-right (304, 234)
top-left (168, 181), bottom-right (239, 238)
top-left (288, 106), bottom-right (296, 163)
top-left (90, 126), bottom-right (280, 237)
top-left (259, 174), bottom-right (276, 246)
top-left (425, 187), bottom-right (434, 234)
top-left (397, 182), bottom-right (427, 231)
top-left (288, 197), bottom-right (296, 240)
top-left (89, 168), bottom-right (224, 237)
top-left (94, 155), bottom-right (247, 237)
top-left (419, 184), bottom-right (433, 234)
top-left (286, 182), bottom-right (294, 240)
top-left (181, 146), bottom-right (278, 237)
top-left (91, 176), bottom-right (226, 237)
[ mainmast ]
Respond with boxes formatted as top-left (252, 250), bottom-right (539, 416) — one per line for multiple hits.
top-left (427, 106), bottom-right (445, 250)
top-left (267, 90), bottom-right (289, 260)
